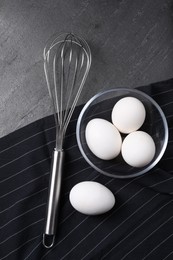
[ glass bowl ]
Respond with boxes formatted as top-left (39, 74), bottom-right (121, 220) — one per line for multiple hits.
top-left (76, 88), bottom-right (169, 178)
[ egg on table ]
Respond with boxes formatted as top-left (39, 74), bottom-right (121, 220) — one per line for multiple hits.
top-left (121, 131), bottom-right (156, 167)
top-left (85, 118), bottom-right (122, 160)
top-left (111, 96), bottom-right (146, 134)
top-left (69, 181), bottom-right (115, 215)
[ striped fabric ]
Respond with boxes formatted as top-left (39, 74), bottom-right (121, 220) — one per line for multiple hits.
top-left (0, 79), bottom-right (173, 260)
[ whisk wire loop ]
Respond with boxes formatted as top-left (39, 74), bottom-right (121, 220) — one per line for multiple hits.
top-left (44, 33), bottom-right (91, 148)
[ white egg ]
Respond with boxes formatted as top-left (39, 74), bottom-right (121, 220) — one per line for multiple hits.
top-left (111, 97), bottom-right (146, 133)
top-left (69, 181), bottom-right (115, 215)
top-left (121, 131), bottom-right (156, 167)
top-left (85, 118), bottom-right (122, 160)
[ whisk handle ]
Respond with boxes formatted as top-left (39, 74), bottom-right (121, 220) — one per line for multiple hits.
top-left (43, 149), bottom-right (64, 248)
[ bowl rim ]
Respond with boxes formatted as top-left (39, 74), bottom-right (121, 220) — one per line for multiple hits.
top-left (76, 88), bottom-right (169, 178)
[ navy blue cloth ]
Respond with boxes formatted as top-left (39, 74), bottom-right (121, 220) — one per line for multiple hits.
top-left (0, 79), bottom-right (173, 260)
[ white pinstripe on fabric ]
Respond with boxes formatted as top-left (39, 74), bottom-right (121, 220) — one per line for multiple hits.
top-left (113, 168), bottom-right (158, 195)
top-left (0, 235), bottom-right (41, 260)
top-left (0, 203), bottom-right (46, 230)
top-left (150, 174), bottom-right (173, 187)
top-left (0, 125), bottom-right (56, 155)
top-left (0, 115), bottom-right (78, 155)
top-left (0, 218), bottom-right (44, 245)
top-left (0, 157), bottom-right (51, 184)
top-left (161, 101), bottom-right (173, 108)
top-left (120, 216), bottom-right (173, 260)
top-left (142, 233), bottom-right (173, 260)
top-left (62, 194), bottom-right (159, 260)
top-left (23, 241), bottom-right (42, 260)
top-left (0, 139), bottom-right (77, 172)
top-left (59, 210), bottom-right (75, 225)
top-left (0, 134), bottom-right (76, 173)
top-left (64, 166), bottom-right (91, 181)
top-left (0, 150), bottom-right (81, 185)
top-left (0, 140), bottom-right (55, 169)
top-left (162, 250), bottom-right (173, 260)
top-left (0, 172), bottom-right (49, 199)
top-left (0, 187), bottom-right (48, 214)
top-left (102, 199), bottom-right (173, 259)
top-left (165, 114), bottom-right (173, 118)
top-left (152, 88), bottom-right (173, 97)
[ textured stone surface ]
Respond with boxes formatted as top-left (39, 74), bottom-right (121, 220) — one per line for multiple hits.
top-left (0, 0), bottom-right (173, 137)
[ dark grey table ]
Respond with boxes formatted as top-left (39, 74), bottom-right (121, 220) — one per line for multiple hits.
top-left (0, 0), bottom-right (173, 137)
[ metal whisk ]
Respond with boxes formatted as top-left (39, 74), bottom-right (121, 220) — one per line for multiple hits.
top-left (43, 33), bottom-right (91, 248)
